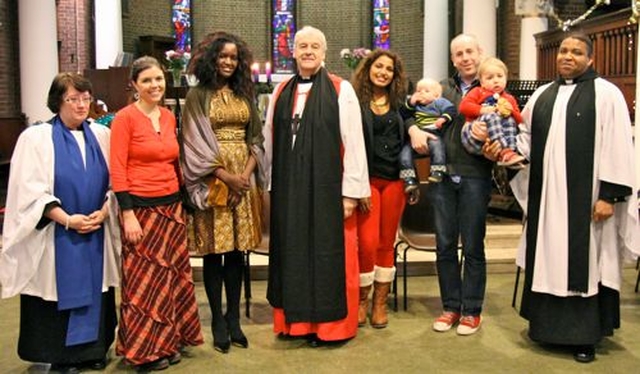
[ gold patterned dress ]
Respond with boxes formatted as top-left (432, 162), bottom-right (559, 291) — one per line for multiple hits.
top-left (191, 89), bottom-right (262, 254)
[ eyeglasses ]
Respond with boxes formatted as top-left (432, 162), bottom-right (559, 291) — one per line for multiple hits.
top-left (64, 96), bottom-right (93, 105)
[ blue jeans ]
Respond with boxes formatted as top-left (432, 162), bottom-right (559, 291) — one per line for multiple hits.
top-left (399, 131), bottom-right (446, 174)
top-left (430, 175), bottom-right (492, 316)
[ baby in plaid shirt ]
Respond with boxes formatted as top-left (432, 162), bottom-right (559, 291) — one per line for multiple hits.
top-left (459, 57), bottom-right (525, 169)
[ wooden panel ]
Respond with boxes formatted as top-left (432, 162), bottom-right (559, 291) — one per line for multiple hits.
top-left (0, 115), bottom-right (27, 165)
top-left (138, 35), bottom-right (175, 63)
top-left (84, 67), bottom-right (133, 112)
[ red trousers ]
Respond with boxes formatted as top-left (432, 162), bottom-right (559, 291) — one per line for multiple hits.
top-left (356, 177), bottom-right (406, 273)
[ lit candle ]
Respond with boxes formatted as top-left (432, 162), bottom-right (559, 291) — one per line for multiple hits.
top-left (265, 62), bottom-right (272, 84)
top-left (251, 63), bottom-right (260, 83)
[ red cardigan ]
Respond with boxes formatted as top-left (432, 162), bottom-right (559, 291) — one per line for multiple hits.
top-left (110, 104), bottom-right (181, 198)
top-left (459, 86), bottom-right (523, 124)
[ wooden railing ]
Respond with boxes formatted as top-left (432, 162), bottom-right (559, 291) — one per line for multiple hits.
top-left (535, 8), bottom-right (637, 118)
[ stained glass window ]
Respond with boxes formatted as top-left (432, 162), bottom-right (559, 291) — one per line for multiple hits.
top-left (272, 0), bottom-right (296, 73)
top-left (172, 0), bottom-right (191, 52)
top-left (373, 0), bottom-right (390, 49)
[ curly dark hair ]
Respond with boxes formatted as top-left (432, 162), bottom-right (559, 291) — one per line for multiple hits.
top-left (187, 31), bottom-right (225, 75)
top-left (47, 72), bottom-right (93, 113)
top-left (351, 49), bottom-right (407, 111)
top-left (191, 31), bottom-right (255, 99)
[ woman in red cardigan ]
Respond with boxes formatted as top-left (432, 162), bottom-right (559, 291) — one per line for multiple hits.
top-left (110, 56), bottom-right (203, 371)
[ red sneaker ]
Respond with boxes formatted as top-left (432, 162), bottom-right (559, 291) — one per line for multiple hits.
top-left (432, 311), bottom-right (461, 332)
top-left (456, 315), bottom-right (482, 335)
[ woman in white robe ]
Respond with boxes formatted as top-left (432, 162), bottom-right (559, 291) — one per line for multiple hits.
top-left (0, 73), bottom-right (120, 372)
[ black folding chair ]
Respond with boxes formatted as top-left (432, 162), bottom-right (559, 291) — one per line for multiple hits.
top-left (393, 182), bottom-right (461, 311)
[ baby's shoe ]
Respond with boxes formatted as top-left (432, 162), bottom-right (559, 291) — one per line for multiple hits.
top-left (497, 149), bottom-right (525, 168)
top-left (404, 177), bottom-right (419, 194)
top-left (428, 171), bottom-right (444, 183)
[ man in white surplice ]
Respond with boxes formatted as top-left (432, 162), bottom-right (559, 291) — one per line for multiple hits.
top-left (511, 33), bottom-right (639, 363)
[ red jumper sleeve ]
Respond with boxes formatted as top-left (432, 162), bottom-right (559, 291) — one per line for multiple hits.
top-left (458, 87), bottom-right (484, 121)
top-left (109, 109), bottom-right (133, 208)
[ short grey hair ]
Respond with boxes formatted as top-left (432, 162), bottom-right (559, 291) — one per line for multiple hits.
top-left (450, 33), bottom-right (480, 54)
top-left (294, 26), bottom-right (327, 52)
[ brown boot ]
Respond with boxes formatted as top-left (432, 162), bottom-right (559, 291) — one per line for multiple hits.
top-left (358, 285), bottom-right (372, 327)
top-left (370, 281), bottom-right (391, 328)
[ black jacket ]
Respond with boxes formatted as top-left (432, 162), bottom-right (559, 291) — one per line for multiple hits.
top-left (439, 75), bottom-right (493, 179)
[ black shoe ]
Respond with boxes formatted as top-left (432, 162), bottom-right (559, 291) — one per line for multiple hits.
top-left (230, 332), bottom-right (249, 348)
top-left (306, 334), bottom-right (349, 348)
top-left (167, 352), bottom-right (181, 365)
top-left (403, 177), bottom-right (419, 194)
top-left (50, 364), bottom-right (80, 374)
top-left (226, 316), bottom-right (249, 348)
top-left (81, 356), bottom-right (108, 370)
top-left (306, 334), bottom-right (322, 348)
top-left (573, 345), bottom-right (595, 363)
top-left (213, 337), bottom-right (231, 354)
top-left (136, 358), bottom-right (170, 372)
top-left (212, 321), bottom-right (230, 353)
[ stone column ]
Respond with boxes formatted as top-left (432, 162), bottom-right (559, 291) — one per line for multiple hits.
top-left (19, 0), bottom-right (58, 123)
top-left (519, 17), bottom-right (547, 79)
top-left (463, 0), bottom-right (496, 57)
top-left (514, 0), bottom-right (550, 80)
top-left (423, 0), bottom-right (449, 81)
top-left (94, 0), bottom-right (123, 69)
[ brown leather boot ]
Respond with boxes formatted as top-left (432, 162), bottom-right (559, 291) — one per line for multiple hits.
top-left (358, 285), bottom-right (372, 326)
top-left (370, 281), bottom-right (391, 328)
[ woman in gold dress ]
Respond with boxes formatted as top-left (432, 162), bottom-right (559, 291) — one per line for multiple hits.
top-left (181, 32), bottom-right (264, 354)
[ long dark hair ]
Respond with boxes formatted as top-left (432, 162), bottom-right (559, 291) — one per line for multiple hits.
top-left (192, 31), bottom-right (255, 99)
top-left (351, 49), bottom-right (407, 111)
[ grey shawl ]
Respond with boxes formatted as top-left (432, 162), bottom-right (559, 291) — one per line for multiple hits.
top-left (180, 85), bottom-right (265, 209)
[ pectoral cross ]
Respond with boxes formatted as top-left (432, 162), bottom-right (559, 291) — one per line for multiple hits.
top-left (291, 114), bottom-right (301, 136)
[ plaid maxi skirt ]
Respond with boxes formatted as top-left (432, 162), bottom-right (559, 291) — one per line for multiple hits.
top-left (116, 202), bottom-right (203, 365)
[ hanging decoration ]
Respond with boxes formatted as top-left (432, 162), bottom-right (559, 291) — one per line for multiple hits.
top-left (538, 0), bottom-right (612, 31)
top-left (515, 0), bottom-right (549, 16)
top-left (630, 0), bottom-right (640, 23)
top-left (373, 0), bottom-right (390, 49)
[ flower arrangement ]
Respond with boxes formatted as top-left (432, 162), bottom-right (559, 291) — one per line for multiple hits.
top-left (255, 82), bottom-right (274, 95)
top-left (164, 49), bottom-right (191, 72)
top-left (340, 47), bottom-right (371, 70)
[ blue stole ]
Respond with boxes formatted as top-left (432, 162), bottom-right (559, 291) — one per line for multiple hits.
top-left (52, 116), bottom-right (109, 346)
